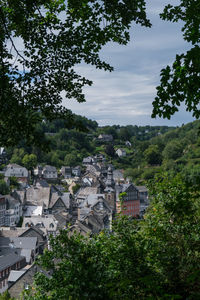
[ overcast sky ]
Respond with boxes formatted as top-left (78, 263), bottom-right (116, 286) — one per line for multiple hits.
top-left (63, 0), bottom-right (196, 127)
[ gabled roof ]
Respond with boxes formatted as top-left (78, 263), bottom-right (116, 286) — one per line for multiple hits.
top-left (10, 237), bottom-right (37, 250)
top-left (19, 226), bottom-right (45, 239)
top-left (43, 165), bottom-right (57, 172)
top-left (36, 179), bottom-right (49, 188)
top-left (22, 215), bottom-right (58, 232)
top-left (0, 252), bottom-right (25, 272)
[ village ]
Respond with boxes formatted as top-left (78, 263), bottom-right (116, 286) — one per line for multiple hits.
top-left (0, 145), bottom-right (148, 297)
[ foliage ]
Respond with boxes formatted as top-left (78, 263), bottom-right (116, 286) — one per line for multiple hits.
top-left (152, 0), bottom-right (200, 119)
top-left (124, 168), bottom-right (142, 182)
top-left (24, 218), bottom-right (158, 300)
top-left (72, 183), bottom-right (80, 195)
top-left (0, 291), bottom-right (14, 300)
top-left (10, 148), bottom-right (25, 165)
top-left (9, 176), bottom-right (20, 190)
top-left (22, 154), bottom-right (37, 170)
top-left (64, 153), bottom-right (77, 167)
top-left (144, 145), bottom-right (162, 165)
top-left (143, 174), bottom-right (200, 298)
top-left (104, 144), bottom-right (115, 157)
top-left (0, 179), bottom-right (9, 195)
top-left (162, 140), bottom-right (183, 160)
top-left (142, 167), bottom-right (162, 180)
top-left (0, 0), bottom-right (151, 146)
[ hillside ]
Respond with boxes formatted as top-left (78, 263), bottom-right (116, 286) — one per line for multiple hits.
top-left (4, 117), bottom-right (200, 185)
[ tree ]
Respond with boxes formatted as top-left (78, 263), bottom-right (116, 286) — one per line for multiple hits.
top-left (152, 0), bottom-right (200, 120)
top-left (0, 179), bottom-right (9, 195)
top-left (104, 144), bottom-right (115, 157)
top-left (10, 148), bottom-right (25, 165)
top-left (22, 154), bottom-right (37, 170)
top-left (64, 153), bottom-right (77, 167)
top-left (72, 183), bottom-right (80, 195)
top-left (23, 217), bottom-right (158, 300)
top-left (143, 174), bottom-right (200, 298)
top-left (162, 140), bottom-right (184, 160)
top-left (0, 0), bottom-right (151, 146)
top-left (144, 145), bottom-right (162, 165)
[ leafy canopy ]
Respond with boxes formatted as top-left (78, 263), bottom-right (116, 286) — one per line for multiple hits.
top-left (152, 0), bottom-right (200, 119)
top-left (0, 0), bottom-right (151, 146)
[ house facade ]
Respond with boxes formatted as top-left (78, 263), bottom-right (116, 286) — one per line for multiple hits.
top-left (97, 134), bottom-right (113, 143)
top-left (116, 183), bottom-right (140, 217)
top-left (116, 148), bottom-right (126, 157)
top-left (4, 164), bottom-right (28, 183)
top-left (43, 165), bottom-right (58, 180)
top-left (0, 252), bottom-right (26, 294)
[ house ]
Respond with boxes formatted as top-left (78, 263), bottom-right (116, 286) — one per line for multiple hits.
top-left (0, 195), bottom-right (6, 226)
top-left (116, 183), bottom-right (140, 217)
top-left (5, 196), bottom-right (22, 226)
top-left (0, 226), bottom-right (47, 255)
top-left (19, 227), bottom-right (47, 254)
top-left (136, 186), bottom-right (149, 216)
top-left (22, 215), bottom-right (58, 236)
top-left (11, 190), bottom-right (26, 205)
top-left (8, 264), bottom-right (51, 298)
top-left (33, 165), bottom-right (43, 178)
top-left (86, 164), bottom-right (101, 177)
top-left (60, 166), bottom-right (72, 179)
top-left (69, 220), bottom-right (91, 237)
top-left (42, 165), bottom-right (58, 180)
top-left (0, 251), bottom-right (26, 294)
top-left (76, 187), bottom-right (99, 203)
top-left (25, 179), bottom-right (51, 214)
top-left (49, 192), bottom-right (73, 214)
top-left (113, 169), bottom-right (124, 183)
top-left (78, 194), bottom-right (112, 232)
top-left (94, 154), bottom-right (106, 163)
top-left (125, 141), bottom-right (132, 147)
top-left (4, 164), bottom-right (29, 183)
top-left (82, 156), bottom-right (95, 166)
top-left (54, 211), bottom-right (71, 229)
top-left (72, 166), bottom-right (81, 177)
top-left (116, 148), bottom-right (126, 157)
top-left (97, 134), bottom-right (113, 143)
top-left (8, 237), bottom-right (38, 264)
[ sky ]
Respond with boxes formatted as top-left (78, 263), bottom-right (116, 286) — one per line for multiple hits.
top-left (63, 0), bottom-right (196, 127)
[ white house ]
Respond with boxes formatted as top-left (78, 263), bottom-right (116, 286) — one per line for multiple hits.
top-left (42, 165), bottom-right (57, 179)
top-left (116, 148), bottom-right (126, 157)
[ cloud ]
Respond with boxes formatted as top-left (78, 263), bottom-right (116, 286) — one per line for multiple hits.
top-left (62, 1), bottom-right (196, 127)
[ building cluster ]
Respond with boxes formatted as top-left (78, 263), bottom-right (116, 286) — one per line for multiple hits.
top-left (0, 153), bottom-right (148, 298)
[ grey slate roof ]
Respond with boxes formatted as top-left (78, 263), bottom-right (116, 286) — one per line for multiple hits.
top-left (10, 237), bottom-right (37, 250)
top-left (43, 165), bottom-right (57, 172)
top-left (0, 252), bottom-right (25, 272)
top-left (37, 179), bottom-right (49, 188)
